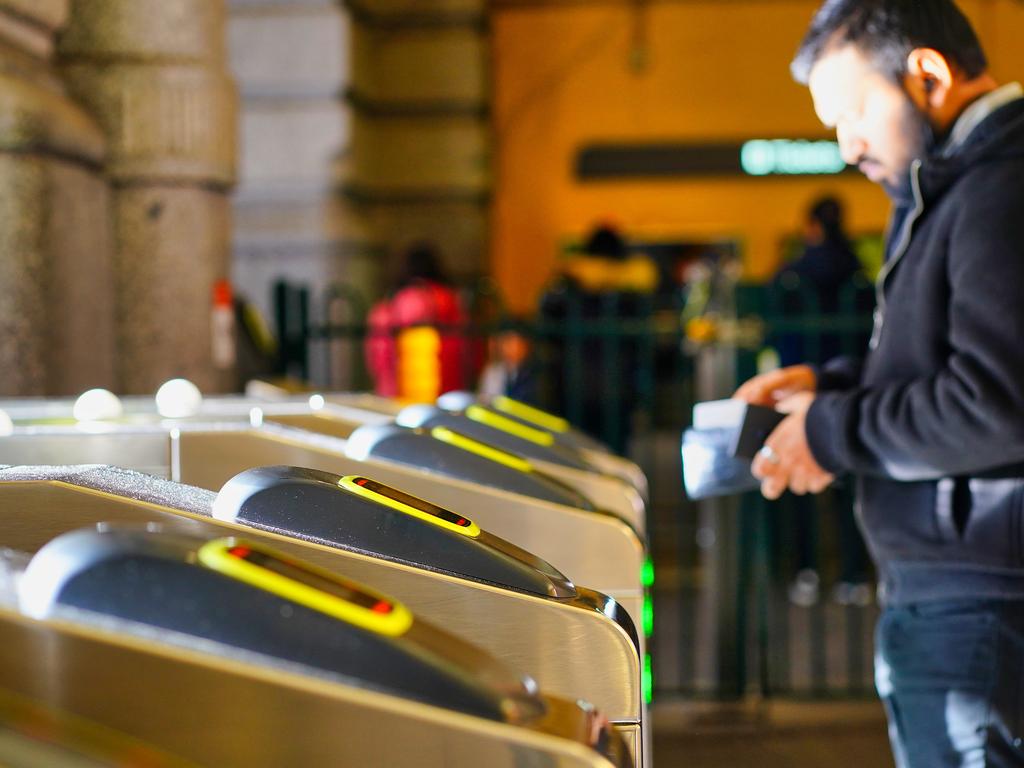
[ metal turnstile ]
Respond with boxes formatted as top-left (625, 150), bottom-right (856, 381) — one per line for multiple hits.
top-left (0, 422), bottom-right (646, 636)
top-left (0, 526), bottom-right (630, 767)
top-left (0, 394), bottom-right (646, 533)
top-left (393, 404), bottom-right (647, 529)
top-left (343, 423), bottom-right (623, 522)
top-left (436, 391), bottom-right (649, 499)
top-left (0, 465), bottom-right (647, 766)
top-left (344, 420), bottom-right (650, 539)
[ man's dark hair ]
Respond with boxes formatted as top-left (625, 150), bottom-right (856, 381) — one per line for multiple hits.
top-left (791, 0), bottom-right (987, 85)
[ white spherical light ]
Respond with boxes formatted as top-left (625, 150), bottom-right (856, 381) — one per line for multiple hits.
top-left (155, 378), bottom-right (203, 418)
top-left (0, 409), bottom-right (12, 436)
top-left (73, 389), bottom-right (123, 422)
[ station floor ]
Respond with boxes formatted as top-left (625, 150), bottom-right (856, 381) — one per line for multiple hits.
top-left (650, 698), bottom-right (892, 767)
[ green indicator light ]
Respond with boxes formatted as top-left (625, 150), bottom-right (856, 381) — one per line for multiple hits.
top-left (643, 653), bottom-right (653, 705)
top-left (740, 139), bottom-right (846, 176)
top-left (643, 594), bottom-right (654, 638)
top-left (641, 558), bottom-right (654, 588)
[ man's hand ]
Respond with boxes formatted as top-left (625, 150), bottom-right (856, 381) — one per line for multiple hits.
top-left (733, 364), bottom-right (817, 407)
top-left (750, 392), bottom-right (834, 499)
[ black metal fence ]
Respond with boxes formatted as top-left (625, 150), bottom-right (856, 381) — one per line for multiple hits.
top-left (271, 273), bottom-right (878, 701)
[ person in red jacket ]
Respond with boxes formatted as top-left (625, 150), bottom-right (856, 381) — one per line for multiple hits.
top-left (365, 243), bottom-right (472, 399)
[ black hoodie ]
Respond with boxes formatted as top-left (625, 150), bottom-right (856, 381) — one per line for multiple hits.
top-left (804, 94), bottom-right (1024, 605)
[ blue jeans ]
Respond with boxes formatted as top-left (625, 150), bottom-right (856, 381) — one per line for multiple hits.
top-left (876, 600), bottom-right (1024, 767)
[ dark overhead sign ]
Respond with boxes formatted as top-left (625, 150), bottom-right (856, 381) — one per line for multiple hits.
top-left (576, 139), bottom-right (852, 179)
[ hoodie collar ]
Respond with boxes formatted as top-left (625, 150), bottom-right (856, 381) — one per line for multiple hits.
top-left (941, 82), bottom-right (1024, 157)
top-left (916, 84), bottom-right (1024, 203)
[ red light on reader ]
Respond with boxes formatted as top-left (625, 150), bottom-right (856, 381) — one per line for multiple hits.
top-left (228, 545), bottom-right (252, 559)
top-left (372, 601), bottom-right (393, 614)
top-left (355, 478), bottom-right (368, 487)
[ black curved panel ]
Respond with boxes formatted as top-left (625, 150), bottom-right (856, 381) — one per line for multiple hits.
top-left (214, 466), bottom-right (577, 599)
top-left (436, 391), bottom-right (612, 455)
top-left (396, 405), bottom-right (594, 471)
top-left (20, 528), bottom-right (543, 724)
top-left (346, 424), bottom-right (595, 511)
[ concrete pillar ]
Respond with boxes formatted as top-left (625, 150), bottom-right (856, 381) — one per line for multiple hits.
top-left (343, 0), bottom-right (490, 281)
top-left (227, 0), bottom-right (376, 350)
top-left (0, 0), bottom-right (116, 396)
top-left (58, 0), bottom-right (238, 394)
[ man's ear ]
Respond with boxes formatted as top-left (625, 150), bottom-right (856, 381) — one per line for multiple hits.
top-left (906, 48), bottom-right (954, 108)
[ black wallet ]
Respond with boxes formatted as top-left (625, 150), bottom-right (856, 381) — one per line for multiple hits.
top-left (682, 400), bottom-right (786, 499)
top-left (692, 399), bottom-right (786, 460)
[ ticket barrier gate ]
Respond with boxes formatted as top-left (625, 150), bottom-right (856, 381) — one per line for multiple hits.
top-left (0, 421), bottom-right (646, 636)
top-left (216, 409), bottom-right (600, 515)
top-left (260, 407), bottom-right (645, 534)
top-left (342, 423), bottom-right (632, 526)
top-left (394, 404), bottom-right (647, 530)
top-left (438, 391), bottom-right (612, 454)
top-left (0, 395), bottom-right (645, 536)
top-left (210, 393), bottom-right (655, 529)
top-left (307, 391), bottom-right (647, 512)
top-left (309, 391), bottom-right (613, 462)
top-left (436, 392), bottom-right (649, 500)
top-left (0, 465), bottom-right (647, 766)
top-left (0, 527), bottom-right (631, 767)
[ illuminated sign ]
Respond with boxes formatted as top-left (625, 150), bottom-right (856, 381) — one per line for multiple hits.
top-left (740, 139), bottom-right (846, 176)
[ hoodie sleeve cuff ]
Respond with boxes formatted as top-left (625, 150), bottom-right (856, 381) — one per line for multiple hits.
top-left (805, 391), bottom-right (857, 475)
top-left (814, 356), bottom-right (864, 392)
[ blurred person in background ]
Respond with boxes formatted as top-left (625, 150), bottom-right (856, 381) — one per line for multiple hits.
top-left (774, 195), bottom-right (862, 326)
top-left (477, 317), bottom-right (540, 405)
top-left (365, 242), bottom-right (472, 400)
top-left (539, 222), bottom-right (657, 453)
top-left (770, 195), bottom-right (871, 606)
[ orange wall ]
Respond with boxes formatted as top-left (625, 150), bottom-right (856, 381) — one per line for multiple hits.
top-left (490, 0), bottom-right (1024, 312)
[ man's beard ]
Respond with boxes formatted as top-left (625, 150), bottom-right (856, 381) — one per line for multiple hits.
top-left (880, 92), bottom-right (938, 201)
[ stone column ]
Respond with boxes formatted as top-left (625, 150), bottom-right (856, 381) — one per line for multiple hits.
top-left (342, 0), bottom-right (490, 281)
top-left (228, 0), bottom-right (376, 388)
top-left (0, 0), bottom-right (116, 396)
top-left (58, 0), bottom-right (238, 394)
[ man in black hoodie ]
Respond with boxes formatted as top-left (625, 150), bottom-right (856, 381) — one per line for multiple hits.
top-left (735, 1), bottom-right (1024, 765)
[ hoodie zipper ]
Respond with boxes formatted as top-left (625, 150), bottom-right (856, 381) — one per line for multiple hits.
top-left (870, 159), bottom-right (925, 350)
